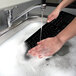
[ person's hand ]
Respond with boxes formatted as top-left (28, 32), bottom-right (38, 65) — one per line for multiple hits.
top-left (47, 8), bottom-right (61, 23)
top-left (28, 36), bottom-right (65, 58)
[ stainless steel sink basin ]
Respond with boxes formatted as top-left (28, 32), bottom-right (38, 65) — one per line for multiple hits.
top-left (0, 17), bottom-right (46, 45)
top-left (0, 17), bottom-right (76, 76)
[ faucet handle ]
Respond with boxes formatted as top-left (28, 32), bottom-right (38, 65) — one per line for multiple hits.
top-left (4, 6), bottom-right (18, 27)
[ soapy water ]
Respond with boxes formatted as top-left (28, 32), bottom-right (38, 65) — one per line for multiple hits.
top-left (16, 40), bottom-right (76, 76)
top-left (24, 42), bottom-right (70, 60)
top-left (1, 16), bottom-right (76, 76)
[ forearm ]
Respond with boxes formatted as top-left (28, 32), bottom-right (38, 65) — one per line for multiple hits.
top-left (57, 18), bottom-right (76, 43)
top-left (56, 0), bottom-right (75, 11)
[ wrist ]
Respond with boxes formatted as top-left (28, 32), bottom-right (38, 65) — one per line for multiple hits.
top-left (56, 34), bottom-right (68, 44)
top-left (56, 0), bottom-right (64, 11)
top-left (55, 6), bottom-right (61, 12)
top-left (56, 6), bottom-right (62, 11)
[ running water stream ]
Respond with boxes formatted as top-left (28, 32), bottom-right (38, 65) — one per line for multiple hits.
top-left (40, 9), bottom-right (44, 41)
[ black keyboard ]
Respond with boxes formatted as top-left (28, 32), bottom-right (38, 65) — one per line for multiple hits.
top-left (25, 11), bottom-right (75, 52)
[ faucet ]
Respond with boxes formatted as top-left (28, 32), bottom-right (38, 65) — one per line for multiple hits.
top-left (6, 4), bottom-right (46, 27)
top-left (7, 9), bottom-right (13, 27)
top-left (6, 6), bottom-right (17, 27)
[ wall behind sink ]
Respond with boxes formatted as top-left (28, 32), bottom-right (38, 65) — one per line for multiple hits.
top-left (30, 6), bottom-right (76, 16)
top-left (0, 0), bottom-right (34, 9)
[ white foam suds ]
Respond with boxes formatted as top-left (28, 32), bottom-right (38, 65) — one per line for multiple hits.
top-left (0, 21), bottom-right (76, 76)
top-left (16, 39), bottom-right (76, 76)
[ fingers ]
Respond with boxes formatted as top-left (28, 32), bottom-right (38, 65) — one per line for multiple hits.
top-left (38, 55), bottom-right (43, 58)
top-left (28, 47), bottom-right (36, 56)
top-left (28, 45), bottom-right (42, 56)
top-left (47, 15), bottom-right (55, 23)
top-left (28, 42), bottom-right (54, 58)
top-left (28, 48), bottom-right (52, 58)
top-left (38, 51), bottom-right (53, 58)
top-left (37, 39), bottom-right (45, 44)
top-left (44, 52), bottom-right (52, 56)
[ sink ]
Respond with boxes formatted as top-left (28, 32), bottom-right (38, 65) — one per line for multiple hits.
top-left (0, 17), bottom-right (46, 45)
top-left (0, 17), bottom-right (76, 76)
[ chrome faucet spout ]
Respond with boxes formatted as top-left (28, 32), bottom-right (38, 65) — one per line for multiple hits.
top-left (7, 4), bottom-right (46, 27)
top-left (12, 4), bottom-right (46, 23)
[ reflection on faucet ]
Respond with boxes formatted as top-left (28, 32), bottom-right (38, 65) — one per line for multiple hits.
top-left (5, 6), bottom-right (18, 28)
top-left (7, 9), bottom-right (13, 27)
top-left (7, 4), bottom-right (46, 28)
